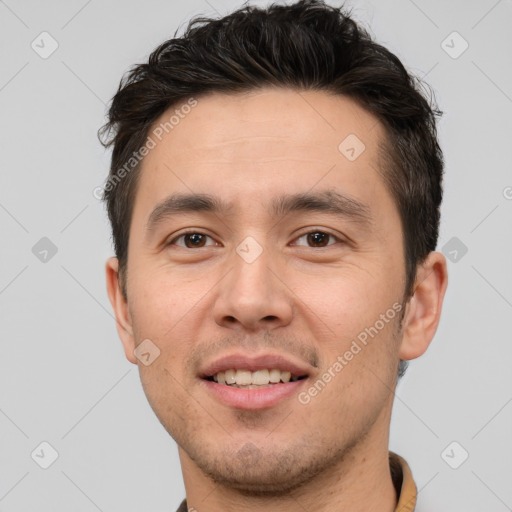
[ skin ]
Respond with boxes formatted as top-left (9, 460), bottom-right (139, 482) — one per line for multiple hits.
top-left (106, 88), bottom-right (448, 512)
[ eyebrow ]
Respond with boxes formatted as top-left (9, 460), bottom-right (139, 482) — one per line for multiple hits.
top-left (270, 190), bottom-right (373, 226)
top-left (145, 189), bottom-right (373, 235)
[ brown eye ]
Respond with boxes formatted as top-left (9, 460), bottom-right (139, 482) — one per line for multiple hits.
top-left (184, 233), bottom-right (207, 248)
top-left (307, 232), bottom-right (330, 247)
top-left (295, 231), bottom-right (339, 248)
top-left (169, 232), bottom-right (216, 248)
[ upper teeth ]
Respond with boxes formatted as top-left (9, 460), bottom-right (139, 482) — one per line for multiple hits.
top-left (213, 369), bottom-right (297, 385)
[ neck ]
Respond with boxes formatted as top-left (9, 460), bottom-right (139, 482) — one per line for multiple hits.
top-left (179, 408), bottom-right (397, 512)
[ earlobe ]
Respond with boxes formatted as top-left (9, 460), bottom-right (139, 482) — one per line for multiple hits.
top-left (105, 257), bottom-right (137, 364)
top-left (399, 251), bottom-right (448, 361)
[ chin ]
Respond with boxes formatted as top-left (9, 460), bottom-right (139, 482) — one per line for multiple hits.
top-left (185, 437), bottom-right (344, 497)
top-left (200, 462), bottom-right (317, 496)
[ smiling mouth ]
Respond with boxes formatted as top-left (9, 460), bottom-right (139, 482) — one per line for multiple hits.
top-left (204, 368), bottom-right (308, 389)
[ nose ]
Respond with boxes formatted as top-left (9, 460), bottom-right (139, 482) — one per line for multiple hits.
top-left (213, 242), bottom-right (294, 332)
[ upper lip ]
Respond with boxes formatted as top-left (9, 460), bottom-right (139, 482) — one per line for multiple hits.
top-left (199, 352), bottom-right (313, 379)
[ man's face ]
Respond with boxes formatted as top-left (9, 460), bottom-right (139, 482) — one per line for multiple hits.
top-left (118, 88), bottom-right (409, 492)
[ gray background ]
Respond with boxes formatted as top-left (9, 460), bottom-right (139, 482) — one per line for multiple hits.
top-left (1, 0), bottom-right (511, 510)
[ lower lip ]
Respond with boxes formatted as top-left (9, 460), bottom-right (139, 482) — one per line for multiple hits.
top-left (201, 378), bottom-right (308, 410)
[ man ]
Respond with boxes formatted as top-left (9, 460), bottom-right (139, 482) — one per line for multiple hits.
top-left (99, 1), bottom-right (448, 510)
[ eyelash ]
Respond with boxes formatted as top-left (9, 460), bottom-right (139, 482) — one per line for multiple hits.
top-left (167, 229), bottom-right (344, 249)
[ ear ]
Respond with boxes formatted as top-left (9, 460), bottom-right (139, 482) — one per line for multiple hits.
top-left (399, 251), bottom-right (448, 360)
top-left (105, 257), bottom-right (137, 364)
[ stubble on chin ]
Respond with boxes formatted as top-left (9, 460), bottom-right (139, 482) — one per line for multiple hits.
top-left (177, 423), bottom-right (370, 498)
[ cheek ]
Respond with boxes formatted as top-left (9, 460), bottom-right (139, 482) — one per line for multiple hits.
top-left (128, 271), bottom-right (201, 417)
top-left (291, 264), bottom-right (403, 384)
top-left (127, 270), bottom-right (208, 381)
top-left (291, 262), bottom-right (400, 331)
top-left (129, 267), bottom-right (205, 329)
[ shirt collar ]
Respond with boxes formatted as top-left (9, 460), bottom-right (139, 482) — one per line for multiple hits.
top-left (390, 451), bottom-right (417, 512)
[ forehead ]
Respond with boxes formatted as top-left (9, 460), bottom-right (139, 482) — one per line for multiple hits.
top-left (134, 87), bottom-right (393, 223)
top-left (149, 87), bottom-right (383, 162)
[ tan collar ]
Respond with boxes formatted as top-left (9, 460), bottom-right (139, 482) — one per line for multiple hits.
top-left (390, 451), bottom-right (417, 511)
